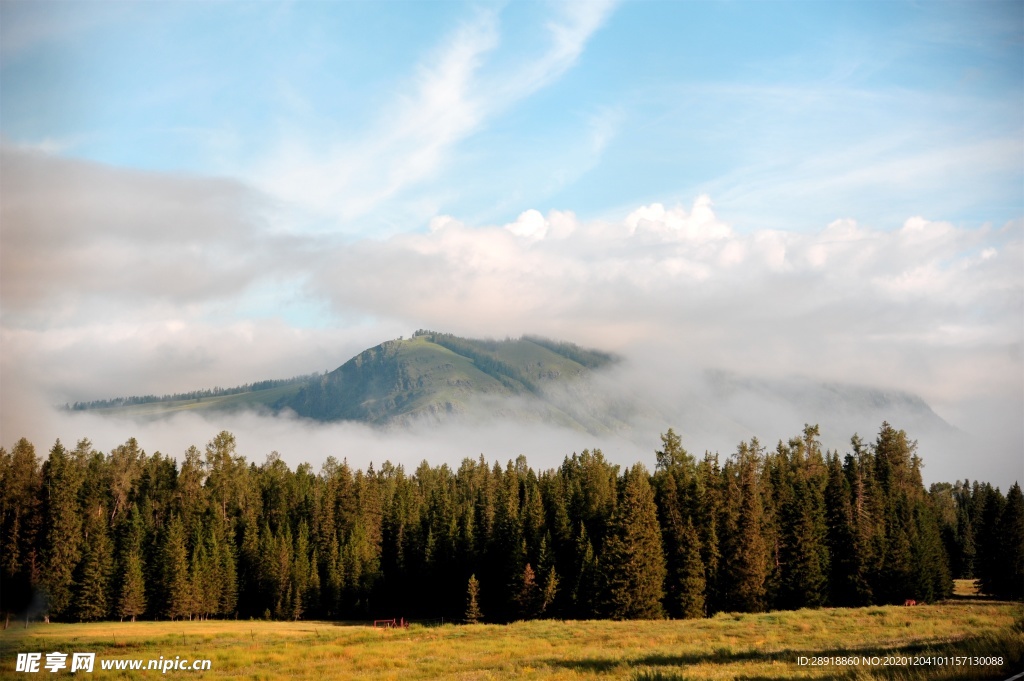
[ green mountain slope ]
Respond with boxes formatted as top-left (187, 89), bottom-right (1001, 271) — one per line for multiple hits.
top-left (69, 332), bottom-right (618, 430)
top-left (278, 331), bottom-right (616, 425)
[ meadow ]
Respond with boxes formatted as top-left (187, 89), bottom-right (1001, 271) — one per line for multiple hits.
top-left (1, 593), bottom-right (1021, 680)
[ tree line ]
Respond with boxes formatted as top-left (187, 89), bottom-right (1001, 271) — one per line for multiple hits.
top-left (1, 423), bottom-right (1021, 625)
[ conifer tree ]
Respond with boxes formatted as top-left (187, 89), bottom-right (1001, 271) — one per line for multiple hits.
top-left (696, 453), bottom-right (722, 614)
top-left (219, 528), bottom-right (239, 617)
top-left (75, 508), bottom-right (113, 622)
top-left (464, 574), bottom-right (483, 623)
top-left (675, 518), bottom-right (706, 618)
top-left (164, 516), bottom-right (192, 620)
top-left (0, 438), bottom-right (42, 622)
top-left (722, 440), bottom-right (769, 613)
top-left (825, 452), bottom-right (862, 606)
top-left (974, 483), bottom-right (1004, 596)
top-left (995, 483), bottom-right (1024, 600)
top-left (952, 481), bottom-right (976, 579)
top-left (40, 439), bottom-right (85, 620)
top-left (656, 471), bottom-right (705, 618)
top-left (845, 436), bottom-right (880, 605)
top-left (599, 465), bottom-right (665, 619)
top-left (540, 566), bottom-right (559, 618)
top-left (874, 424), bottom-right (918, 602)
top-left (120, 547), bottom-right (147, 622)
top-left (517, 563), bottom-right (540, 619)
top-left (780, 468), bottom-right (828, 608)
top-left (571, 523), bottom-right (599, 617)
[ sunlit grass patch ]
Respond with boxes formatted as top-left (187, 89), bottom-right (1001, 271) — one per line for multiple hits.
top-left (0, 602), bottom-right (1020, 680)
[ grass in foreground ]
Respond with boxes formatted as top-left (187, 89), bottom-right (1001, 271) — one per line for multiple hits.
top-left (0, 600), bottom-right (1021, 680)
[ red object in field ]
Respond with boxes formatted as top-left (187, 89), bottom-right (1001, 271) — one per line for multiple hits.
top-left (903, 599), bottom-right (916, 606)
top-left (373, 618), bottom-right (408, 628)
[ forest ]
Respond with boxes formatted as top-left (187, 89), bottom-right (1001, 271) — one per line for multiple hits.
top-left (1, 422), bottom-right (1021, 626)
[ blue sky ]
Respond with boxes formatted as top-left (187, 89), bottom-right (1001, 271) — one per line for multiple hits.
top-left (3, 1), bottom-right (1020, 233)
top-left (1, 1), bottom-right (1021, 484)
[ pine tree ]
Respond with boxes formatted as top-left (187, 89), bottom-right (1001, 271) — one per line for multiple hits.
top-left (75, 508), bottom-right (113, 622)
top-left (118, 509), bottom-right (147, 621)
top-left (119, 548), bottom-right (147, 622)
top-left (219, 529), bottom-right (239, 617)
top-left (974, 483), bottom-right (1004, 596)
top-left (675, 518), bottom-right (706, 618)
top-left (656, 472), bottom-right (705, 618)
top-left (874, 424), bottom-right (917, 603)
top-left (995, 483), bottom-right (1024, 600)
top-left (464, 574), bottom-right (483, 623)
top-left (599, 464), bottom-right (666, 619)
top-left (164, 516), bottom-right (192, 620)
top-left (696, 453), bottom-right (722, 614)
top-left (539, 566), bottom-right (558, 618)
top-left (517, 563), bottom-right (540, 619)
top-left (780, 467), bottom-right (829, 608)
top-left (825, 452), bottom-right (862, 606)
top-left (40, 439), bottom-right (86, 620)
top-left (722, 440), bottom-right (769, 613)
top-left (845, 437), bottom-right (879, 605)
top-left (0, 438), bottom-right (43, 622)
top-left (571, 523), bottom-right (599, 617)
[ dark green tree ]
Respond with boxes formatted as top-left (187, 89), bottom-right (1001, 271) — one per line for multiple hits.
top-left (119, 513), bottom-right (147, 622)
top-left (40, 439), bottom-right (86, 620)
top-left (75, 508), bottom-right (113, 621)
top-left (164, 515), bottom-right (192, 620)
top-left (721, 440), bottom-right (769, 613)
top-left (995, 483), bottom-right (1024, 600)
top-left (599, 464), bottom-right (665, 619)
top-left (0, 438), bottom-right (43, 623)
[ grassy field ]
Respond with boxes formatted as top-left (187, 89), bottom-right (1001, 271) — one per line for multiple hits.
top-left (1, 597), bottom-right (1020, 680)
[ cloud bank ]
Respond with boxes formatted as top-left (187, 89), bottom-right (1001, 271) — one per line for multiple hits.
top-left (1, 147), bottom-right (1020, 486)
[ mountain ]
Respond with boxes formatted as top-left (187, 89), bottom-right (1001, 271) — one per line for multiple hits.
top-left (69, 331), bottom-right (957, 449)
top-left (278, 331), bottom-right (617, 428)
top-left (69, 331), bottom-right (622, 431)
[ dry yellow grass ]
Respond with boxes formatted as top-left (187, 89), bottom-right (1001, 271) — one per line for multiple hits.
top-left (954, 579), bottom-right (982, 598)
top-left (1, 600), bottom-right (1020, 680)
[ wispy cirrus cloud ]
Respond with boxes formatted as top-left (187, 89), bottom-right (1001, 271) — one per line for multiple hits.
top-left (248, 1), bottom-right (618, 230)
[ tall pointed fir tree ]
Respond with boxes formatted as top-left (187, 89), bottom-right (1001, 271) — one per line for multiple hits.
top-left (164, 515), bottom-right (192, 620)
top-left (995, 483), bottom-right (1024, 600)
top-left (824, 452), bottom-right (864, 606)
top-left (75, 506), bottom-right (113, 622)
top-left (722, 440), bottom-right (769, 613)
top-left (40, 439), bottom-right (85, 620)
top-left (974, 483), bottom-right (1004, 597)
top-left (779, 456), bottom-right (829, 608)
top-left (696, 453), bottom-right (722, 614)
top-left (465, 574), bottom-right (483, 623)
top-left (599, 464), bottom-right (666, 619)
top-left (656, 470), bottom-right (705, 618)
top-left (118, 508), bottom-right (147, 621)
top-left (0, 438), bottom-right (43, 623)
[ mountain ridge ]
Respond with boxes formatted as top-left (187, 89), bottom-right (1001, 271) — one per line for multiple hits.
top-left (67, 331), bottom-right (956, 446)
top-left (68, 332), bottom-right (620, 432)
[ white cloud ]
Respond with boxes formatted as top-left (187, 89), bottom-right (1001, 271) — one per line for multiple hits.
top-left (505, 209), bottom-right (548, 240)
top-left (625, 195), bottom-right (732, 241)
top-left (311, 202), bottom-right (1022, 414)
top-left (2, 145), bottom-right (1018, 485)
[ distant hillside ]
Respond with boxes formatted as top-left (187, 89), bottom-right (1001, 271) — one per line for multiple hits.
top-left (70, 332), bottom-right (619, 430)
top-left (277, 331), bottom-right (617, 427)
top-left (68, 332), bottom-right (957, 448)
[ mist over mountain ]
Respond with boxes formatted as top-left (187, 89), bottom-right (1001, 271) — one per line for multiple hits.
top-left (70, 332), bottom-right (959, 467)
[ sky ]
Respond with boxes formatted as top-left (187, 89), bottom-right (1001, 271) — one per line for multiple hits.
top-left (1, 0), bottom-right (1021, 486)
